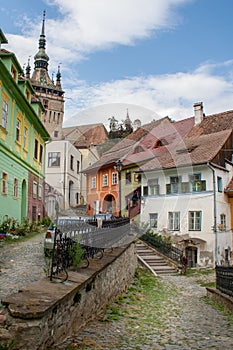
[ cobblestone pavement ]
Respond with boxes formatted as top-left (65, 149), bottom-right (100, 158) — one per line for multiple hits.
top-left (0, 233), bottom-right (47, 300)
top-left (59, 271), bottom-right (233, 350)
top-left (1, 237), bottom-right (233, 350)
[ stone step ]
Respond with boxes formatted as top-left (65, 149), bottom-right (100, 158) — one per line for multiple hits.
top-left (136, 240), bottom-right (178, 276)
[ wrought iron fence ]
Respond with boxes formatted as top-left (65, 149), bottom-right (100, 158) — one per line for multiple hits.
top-left (141, 232), bottom-right (183, 264)
top-left (49, 219), bottom-right (134, 282)
top-left (216, 265), bottom-right (233, 298)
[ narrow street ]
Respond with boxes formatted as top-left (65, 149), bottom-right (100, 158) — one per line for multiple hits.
top-left (0, 233), bottom-right (47, 300)
top-left (0, 236), bottom-right (233, 350)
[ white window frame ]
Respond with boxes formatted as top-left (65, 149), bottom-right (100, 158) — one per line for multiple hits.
top-left (220, 214), bottom-right (226, 231)
top-left (112, 172), bottom-right (118, 185)
top-left (91, 176), bottom-right (96, 189)
top-left (16, 119), bottom-right (21, 142)
top-left (33, 181), bottom-right (37, 199)
top-left (149, 213), bottom-right (158, 229)
top-left (189, 211), bottom-right (202, 231)
top-left (102, 174), bottom-right (108, 187)
top-left (2, 100), bottom-right (8, 129)
top-left (168, 212), bottom-right (180, 231)
top-left (13, 178), bottom-right (18, 198)
top-left (2, 172), bottom-right (8, 195)
top-left (38, 184), bottom-right (42, 199)
top-left (48, 152), bottom-right (61, 167)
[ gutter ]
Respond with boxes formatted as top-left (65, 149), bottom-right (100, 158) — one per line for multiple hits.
top-left (207, 162), bottom-right (218, 265)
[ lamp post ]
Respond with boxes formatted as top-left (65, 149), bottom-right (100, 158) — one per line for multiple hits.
top-left (114, 160), bottom-right (122, 217)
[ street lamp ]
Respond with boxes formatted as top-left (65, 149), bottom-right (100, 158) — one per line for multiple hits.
top-left (114, 160), bottom-right (122, 217)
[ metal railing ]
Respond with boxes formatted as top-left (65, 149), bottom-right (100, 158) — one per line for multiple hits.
top-left (140, 232), bottom-right (183, 264)
top-left (216, 265), bottom-right (233, 298)
top-left (49, 220), bottom-right (133, 282)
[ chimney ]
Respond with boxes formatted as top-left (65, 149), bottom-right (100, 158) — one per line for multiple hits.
top-left (193, 102), bottom-right (204, 125)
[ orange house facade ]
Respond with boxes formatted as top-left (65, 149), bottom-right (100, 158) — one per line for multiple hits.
top-left (86, 163), bottom-right (121, 217)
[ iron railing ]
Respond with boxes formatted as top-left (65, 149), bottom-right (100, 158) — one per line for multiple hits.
top-left (216, 265), bottom-right (233, 298)
top-left (49, 220), bottom-right (133, 282)
top-left (141, 232), bottom-right (183, 264)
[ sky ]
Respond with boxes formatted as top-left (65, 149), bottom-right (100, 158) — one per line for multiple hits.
top-left (1, 0), bottom-right (233, 129)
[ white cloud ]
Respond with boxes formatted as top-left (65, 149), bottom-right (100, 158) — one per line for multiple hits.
top-left (64, 61), bottom-right (233, 125)
top-left (6, 0), bottom-right (190, 67)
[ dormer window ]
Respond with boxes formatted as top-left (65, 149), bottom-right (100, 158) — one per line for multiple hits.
top-left (134, 146), bottom-right (144, 153)
top-left (153, 139), bottom-right (168, 149)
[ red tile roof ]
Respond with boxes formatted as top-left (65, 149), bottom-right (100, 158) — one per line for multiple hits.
top-left (225, 177), bottom-right (233, 192)
top-left (62, 123), bottom-right (108, 148)
top-left (188, 110), bottom-right (233, 137)
top-left (84, 117), bottom-right (171, 172)
top-left (139, 129), bottom-right (232, 171)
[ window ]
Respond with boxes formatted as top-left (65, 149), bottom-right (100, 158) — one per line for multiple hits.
top-left (190, 173), bottom-right (206, 192)
top-left (189, 211), bottom-right (202, 231)
top-left (102, 174), bottom-right (108, 187)
top-left (112, 172), bottom-right (118, 185)
top-left (143, 186), bottom-right (148, 196)
top-left (77, 160), bottom-right (80, 173)
top-left (219, 214), bottom-right (226, 231)
top-left (39, 145), bottom-right (43, 163)
top-left (91, 177), bottom-right (96, 189)
top-left (70, 155), bottom-right (74, 170)
top-left (2, 100), bottom-right (8, 129)
top-left (38, 184), bottom-right (42, 199)
top-left (23, 127), bottom-right (28, 149)
top-left (48, 152), bottom-right (61, 167)
top-left (16, 119), bottom-right (21, 143)
top-left (148, 179), bottom-right (159, 195)
top-left (217, 177), bottom-right (222, 192)
top-left (13, 178), bottom-right (18, 198)
top-left (150, 213), bottom-right (158, 229)
top-left (166, 176), bottom-right (181, 194)
top-left (33, 181), bottom-right (37, 198)
top-left (168, 212), bottom-right (180, 231)
top-left (54, 130), bottom-right (58, 138)
top-left (2, 172), bottom-right (8, 194)
top-left (43, 99), bottom-right (48, 108)
top-left (126, 171), bottom-right (131, 185)
top-left (34, 139), bottom-right (38, 160)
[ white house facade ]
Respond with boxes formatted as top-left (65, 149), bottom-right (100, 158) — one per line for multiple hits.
top-left (140, 161), bottom-right (233, 267)
top-left (45, 140), bottom-right (82, 214)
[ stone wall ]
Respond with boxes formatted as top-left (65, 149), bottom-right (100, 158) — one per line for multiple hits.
top-left (0, 242), bottom-right (137, 349)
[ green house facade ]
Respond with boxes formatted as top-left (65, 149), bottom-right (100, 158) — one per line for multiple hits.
top-left (0, 29), bottom-right (50, 224)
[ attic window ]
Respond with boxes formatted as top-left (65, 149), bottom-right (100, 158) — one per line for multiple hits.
top-left (176, 146), bottom-right (196, 154)
top-left (153, 139), bottom-right (168, 149)
top-left (134, 146), bottom-right (144, 153)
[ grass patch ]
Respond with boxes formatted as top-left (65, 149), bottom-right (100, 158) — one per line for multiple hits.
top-left (202, 296), bottom-right (233, 325)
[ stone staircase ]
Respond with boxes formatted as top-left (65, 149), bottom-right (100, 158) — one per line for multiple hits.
top-left (136, 240), bottom-right (178, 276)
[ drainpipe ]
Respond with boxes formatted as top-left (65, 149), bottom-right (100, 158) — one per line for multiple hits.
top-left (207, 162), bottom-right (218, 265)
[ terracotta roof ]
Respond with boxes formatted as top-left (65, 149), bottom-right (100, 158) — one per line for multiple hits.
top-left (225, 177), bottom-right (233, 192)
top-left (123, 117), bottom-right (194, 166)
top-left (140, 129), bottom-right (232, 172)
top-left (83, 117), bottom-right (171, 172)
top-left (62, 123), bottom-right (108, 147)
top-left (188, 110), bottom-right (233, 137)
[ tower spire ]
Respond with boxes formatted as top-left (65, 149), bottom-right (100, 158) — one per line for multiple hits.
top-left (34, 10), bottom-right (49, 71)
top-left (56, 65), bottom-right (62, 90)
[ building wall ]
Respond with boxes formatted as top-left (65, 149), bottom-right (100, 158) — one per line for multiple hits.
top-left (45, 140), bottom-right (82, 212)
top-left (140, 164), bottom-right (232, 266)
top-left (0, 47), bottom-right (49, 224)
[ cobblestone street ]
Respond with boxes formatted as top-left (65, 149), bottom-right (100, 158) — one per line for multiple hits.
top-left (59, 271), bottom-right (233, 350)
top-left (0, 236), bottom-right (233, 350)
top-left (0, 233), bottom-right (47, 300)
